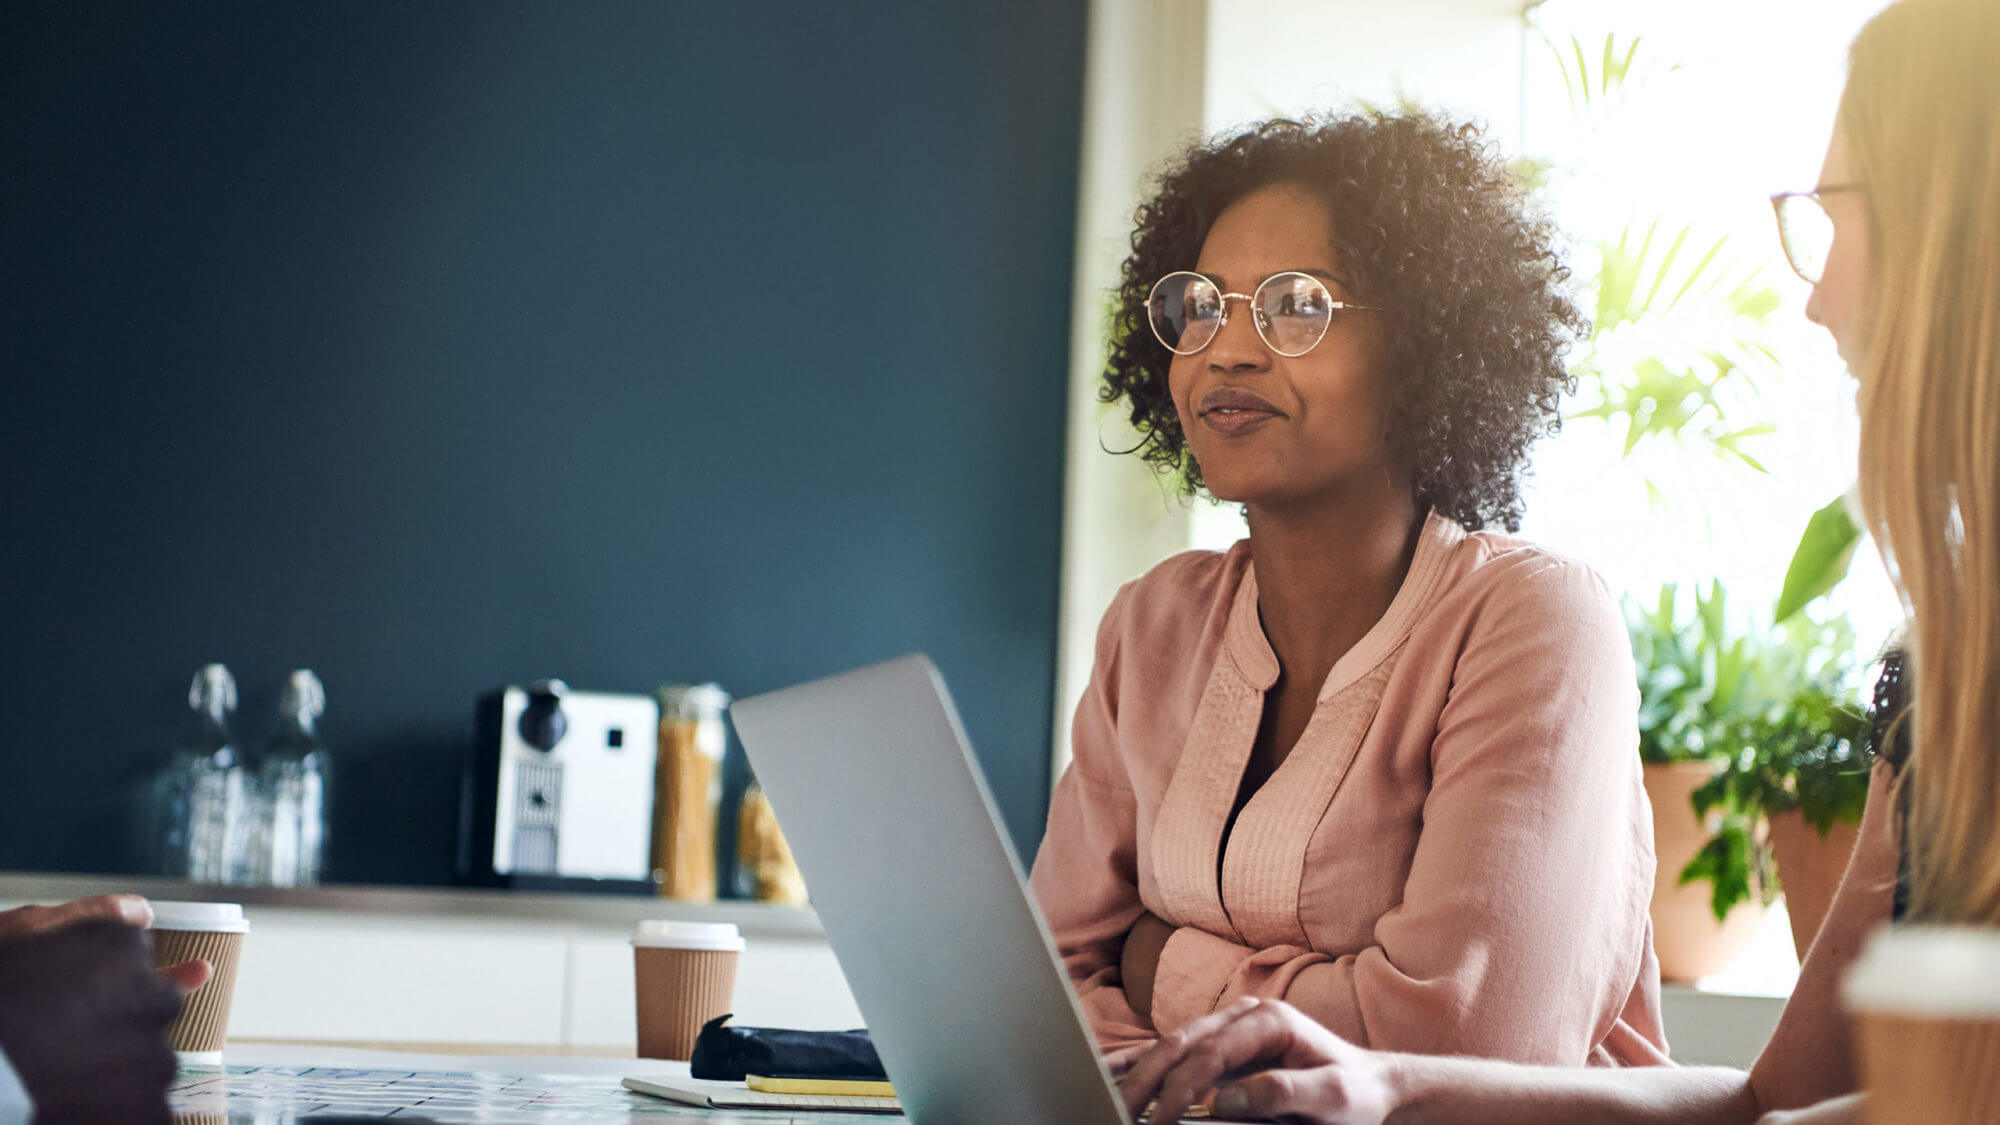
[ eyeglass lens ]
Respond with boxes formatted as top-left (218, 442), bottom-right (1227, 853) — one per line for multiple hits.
top-left (1775, 194), bottom-right (1834, 285)
top-left (1148, 272), bottom-right (1227, 354)
top-left (1146, 271), bottom-right (1336, 358)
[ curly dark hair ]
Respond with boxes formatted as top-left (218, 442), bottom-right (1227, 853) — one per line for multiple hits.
top-left (1104, 111), bottom-right (1584, 532)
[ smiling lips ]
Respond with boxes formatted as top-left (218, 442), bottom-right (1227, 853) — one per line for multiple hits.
top-left (1197, 387), bottom-right (1284, 436)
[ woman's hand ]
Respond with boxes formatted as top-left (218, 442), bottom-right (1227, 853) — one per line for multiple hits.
top-left (1758, 1094), bottom-right (1865, 1125)
top-left (1112, 997), bottom-right (1394, 1124)
top-left (1120, 911), bottom-right (1176, 1018)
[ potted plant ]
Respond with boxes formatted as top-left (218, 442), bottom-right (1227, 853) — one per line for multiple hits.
top-left (1690, 681), bottom-right (1871, 960)
top-left (1628, 582), bottom-right (1777, 981)
top-left (1682, 495), bottom-right (1877, 960)
top-left (1633, 576), bottom-right (1869, 978)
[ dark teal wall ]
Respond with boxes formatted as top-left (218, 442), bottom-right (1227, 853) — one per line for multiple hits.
top-left (1, 2), bottom-right (1085, 883)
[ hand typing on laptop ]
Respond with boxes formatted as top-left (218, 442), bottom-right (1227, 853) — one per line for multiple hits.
top-left (1112, 997), bottom-right (1389, 1125)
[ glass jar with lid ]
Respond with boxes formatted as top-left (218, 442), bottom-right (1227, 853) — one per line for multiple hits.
top-left (652, 683), bottom-right (730, 900)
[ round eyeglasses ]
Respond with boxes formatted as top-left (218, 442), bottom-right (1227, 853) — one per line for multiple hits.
top-left (1770, 183), bottom-right (1863, 285)
top-left (1145, 270), bottom-right (1373, 358)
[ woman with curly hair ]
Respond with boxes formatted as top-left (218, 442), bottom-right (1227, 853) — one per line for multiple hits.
top-left (1112, 1), bottom-right (2000, 1121)
top-left (1027, 110), bottom-right (1669, 1067)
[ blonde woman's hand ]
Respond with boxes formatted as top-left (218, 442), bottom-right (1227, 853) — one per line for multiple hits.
top-left (1112, 997), bottom-right (1394, 1124)
top-left (1758, 1093), bottom-right (1865, 1125)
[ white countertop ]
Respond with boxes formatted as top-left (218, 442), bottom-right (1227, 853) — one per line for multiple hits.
top-left (0, 870), bottom-right (823, 938)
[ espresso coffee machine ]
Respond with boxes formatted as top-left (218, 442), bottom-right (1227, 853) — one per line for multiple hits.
top-left (459, 679), bottom-right (659, 892)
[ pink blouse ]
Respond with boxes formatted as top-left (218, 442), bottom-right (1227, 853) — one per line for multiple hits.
top-left (1030, 512), bottom-right (1669, 1066)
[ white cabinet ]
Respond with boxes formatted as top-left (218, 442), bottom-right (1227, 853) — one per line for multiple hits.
top-left (230, 910), bottom-right (571, 1043)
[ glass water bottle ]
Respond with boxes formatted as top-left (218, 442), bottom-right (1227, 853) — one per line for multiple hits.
top-left (155, 663), bottom-right (249, 883)
top-left (257, 669), bottom-right (329, 886)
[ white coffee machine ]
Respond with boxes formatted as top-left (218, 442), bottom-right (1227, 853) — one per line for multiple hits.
top-left (460, 679), bottom-right (659, 890)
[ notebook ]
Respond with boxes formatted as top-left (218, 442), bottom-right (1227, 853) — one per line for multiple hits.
top-left (620, 1075), bottom-right (901, 1113)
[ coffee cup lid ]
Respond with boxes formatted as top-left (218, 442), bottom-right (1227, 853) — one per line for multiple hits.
top-left (1845, 925), bottom-right (2000, 1017)
top-left (148, 901), bottom-right (249, 934)
top-left (631, 920), bottom-right (744, 951)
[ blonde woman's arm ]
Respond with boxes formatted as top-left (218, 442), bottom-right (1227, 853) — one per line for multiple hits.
top-left (1745, 762), bottom-right (1900, 1108)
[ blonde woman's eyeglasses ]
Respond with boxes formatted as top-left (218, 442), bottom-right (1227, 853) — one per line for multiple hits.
top-left (1770, 183), bottom-right (1864, 285)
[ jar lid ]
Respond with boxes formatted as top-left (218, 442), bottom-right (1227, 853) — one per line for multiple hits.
top-left (631, 919), bottom-right (744, 951)
top-left (1845, 925), bottom-right (2000, 1017)
top-left (148, 901), bottom-right (249, 934)
top-left (658, 682), bottom-right (731, 720)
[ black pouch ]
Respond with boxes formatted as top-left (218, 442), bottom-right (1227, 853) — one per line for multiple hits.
top-left (687, 1014), bottom-right (887, 1081)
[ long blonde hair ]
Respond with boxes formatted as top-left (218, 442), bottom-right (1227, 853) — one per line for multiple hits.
top-left (1845, 0), bottom-right (2000, 923)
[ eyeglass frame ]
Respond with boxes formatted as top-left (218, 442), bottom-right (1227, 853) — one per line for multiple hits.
top-left (1145, 269), bottom-right (1376, 358)
top-left (1769, 182), bottom-right (1865, 285)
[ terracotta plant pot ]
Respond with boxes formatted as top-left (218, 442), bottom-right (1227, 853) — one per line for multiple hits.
top-left (1643, 761), bottom-right (1767, 982)
top-left (1768, 808), bottom-right (1863, 961)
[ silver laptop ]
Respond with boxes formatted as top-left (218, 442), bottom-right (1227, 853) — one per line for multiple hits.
top-left (729, 654), bottom-right (1133, 1125)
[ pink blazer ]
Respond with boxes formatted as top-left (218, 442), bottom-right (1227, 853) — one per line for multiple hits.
top-left (1030, 512), bottom-right (1669, 1066)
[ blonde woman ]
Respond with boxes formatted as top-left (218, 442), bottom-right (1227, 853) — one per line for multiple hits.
top-left (1113, 0), bottom-right (1999, 1121)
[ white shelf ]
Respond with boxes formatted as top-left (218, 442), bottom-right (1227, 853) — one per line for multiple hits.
top-left (0, 871), bottom-right (821, 937)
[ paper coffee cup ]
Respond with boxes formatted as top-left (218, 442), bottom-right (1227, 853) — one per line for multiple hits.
top-left (1845, 925), bottom-right (2000, 1124)
top-left (632, 920), bottom-right (742, 1060)
top-left (147, 902), bottom-right (249, 1068)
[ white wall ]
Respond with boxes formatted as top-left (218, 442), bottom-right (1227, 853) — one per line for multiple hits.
top-left (1051, 0), bottom-right (1214, 783)
top-left (1206, 0), bottom-right (1528, 143)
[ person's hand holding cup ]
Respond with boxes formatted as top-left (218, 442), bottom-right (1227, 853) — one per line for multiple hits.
top-left (143, 903), bottom-right (250, 1068)
top-left (0, 894), bottom-right (213, 1123)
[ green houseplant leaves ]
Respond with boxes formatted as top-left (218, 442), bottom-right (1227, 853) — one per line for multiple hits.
top-left (1774, 493), bottom-right (1864, 625)
top-left (1683, 685), bottom-right (1872, 920)
top-left (1628, 585), bottom-right (1868, 920)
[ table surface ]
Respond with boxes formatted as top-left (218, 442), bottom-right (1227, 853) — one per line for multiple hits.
top-left (175, 1042), bottom-right (896, 1122)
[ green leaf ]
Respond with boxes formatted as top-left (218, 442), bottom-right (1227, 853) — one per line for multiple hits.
top-left (1543, 33), bottom-right (1580, 113)
top-left (1637, 225), bottom-right (1691, 318)
top-left (1511, 156), bottom-right (1554, 193)
top-left (1571, 36), bottom-right (1593, 111)
top-left (1615, 37), bottom-right (1642, 88)
top-left (1774, 495), bottom-right (1864, 624)
top-left (1680, 820), bottom-right (1756, 922)
top-left (1666, 235), bottom-right (1731, 311)
top-left (1727, 449), bottom-right (1770, 474)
